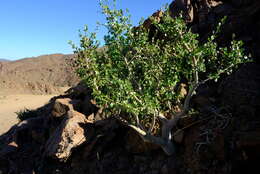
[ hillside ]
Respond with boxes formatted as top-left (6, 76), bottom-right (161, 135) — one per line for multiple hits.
top-left (0, 54), bottom-right (79, 94)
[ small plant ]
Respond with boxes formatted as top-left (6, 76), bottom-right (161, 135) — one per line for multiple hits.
top-left (70, 0), bottom-right (249, 155)
top-left (16, 108), bottom-right (38, 122)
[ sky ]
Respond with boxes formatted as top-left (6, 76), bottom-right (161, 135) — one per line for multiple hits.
top-left (0, 0), bottom-right (172, 60)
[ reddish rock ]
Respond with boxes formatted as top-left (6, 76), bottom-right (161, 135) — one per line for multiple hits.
top-left (51, 98), bottom-right (75, 117)
top-left (51, 98), bottom-right (79, 117)
top-left (173, 129), bottom-right (184, 144)
top-left (45, 110), bottom-right (93, 161)
top-left (124, 129), bottom-right (160, 153)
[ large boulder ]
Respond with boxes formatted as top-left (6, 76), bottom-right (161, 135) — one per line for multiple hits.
top-left (45, 110), bottom-right (93, 161)
top-left (51, 98), bottom-right (80, 118)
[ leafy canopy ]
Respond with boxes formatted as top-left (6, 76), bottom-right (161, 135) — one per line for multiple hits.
top-left (71, 0), bottom-right (247, 127)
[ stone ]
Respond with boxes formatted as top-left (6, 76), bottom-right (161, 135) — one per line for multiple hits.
top-left (150, 160), bottom-right (161, 170)
top-left (45, 110), bottom-right (93, 161)
top-left (169, 0), bottom-right (194, 22)
top-left (0, 141), bottom-right (18, 156)
top-left (173, 129), bottom-right (184, 144)
top-left (81, 95), bottom-right (99, 120)
top-left (219, 63), bottom-right (260, 117)
top-left (31, 129), bottom-right (46, 143)
top-left (125, 129), bottom-right (160, 153)
top-left (142, 10), bottom-right (163, 29)
top-left (51, 98), bottom-right (79, 118)
top-left (160, 164), bottom-right (169, 174)
top-left (236, 131), bottom-right (260, 149)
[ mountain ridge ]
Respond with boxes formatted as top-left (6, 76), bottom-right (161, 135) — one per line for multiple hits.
top-left (0, 58), bottom-right (10, 62)
top-left (0, 53), bottom-right (79, 95)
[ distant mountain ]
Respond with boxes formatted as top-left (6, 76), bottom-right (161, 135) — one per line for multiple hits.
top-left (0, 58), bottom-right (10, 62)
top-left (0, 53), bottom-right (79, 94)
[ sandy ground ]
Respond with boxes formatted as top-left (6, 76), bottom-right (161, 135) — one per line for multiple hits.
top-left (0, 94), bottom-right (55, 135)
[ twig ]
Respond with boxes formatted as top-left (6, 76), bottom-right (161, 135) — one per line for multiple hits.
top-left (148, 111), bottom-right (157, 133)
top-left (173, 115), bottom-right (214, 136)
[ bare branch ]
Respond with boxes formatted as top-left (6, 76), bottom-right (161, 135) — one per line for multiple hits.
top-left (128, 124), bottom-right (147, 136)
top-left (164, 61), bottom-right (235, 139)
top-left (162, 60), bottom-right (235, 140)
top-left (114, 115), bottom-right (175, 155)
top-left (148, 111), bottom-right (157, 133)
top-left (199, 63), bottom-right (236, 86)
top-left (161, 79), bottom-right (199, 141)
top-left (192, 56), bottom-right (199, 84)
top-left (157, 112), bottom-right (168, 124)
top-left (128, 125), bottom-right (175, 155)
top-left (134, 114), bottom-right (140, 127)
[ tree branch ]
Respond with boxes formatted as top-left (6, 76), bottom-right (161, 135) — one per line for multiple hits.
top-left (114, 115), bottom-right (175, 155)
top-left (128, 124), bottom-right (175, 155)
top-left (148, 111), bottom-right (157, 133)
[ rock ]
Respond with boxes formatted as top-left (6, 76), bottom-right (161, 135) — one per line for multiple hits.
top-left (219, 63), bottom-right (260, 117)
top-left (81, 96), bottom-right (99, 120)
top-left (210, 134), bottom-right (225, 160)
top-left (173, 129), bottom-right (184, 144)
top-left (150, 160), bottom-right (161, 170)
top-left (65, 81), bottom-right (90, 98)
top-left (169, 0), bottom-right (260, 60)
top-left (0, 141), bottom-right (18, 157)
top-left (125, 129), bottom-right (160, 153)
top-left (169, 0), bottom-right (194, 22)
top-left (45, 110), bottom-right (93, 161)
top-left (31, 128), bottom-right (46, 143)
top-left (0, 117), bottom-right (45, 146)
top-left (51, 98), bottom-right (76, 118)
top-left (236, 131), bottom-right (260, 149)
top-left (160, 164), bottom-right (169, 174)
top-left (142, 10), bottom-right (163, 29)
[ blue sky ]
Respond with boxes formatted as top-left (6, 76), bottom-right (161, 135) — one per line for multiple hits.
top-left (0, 0), bottom-right (172, 60)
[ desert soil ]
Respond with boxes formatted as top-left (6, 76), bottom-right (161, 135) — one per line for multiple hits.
top-left (0, 94), bottom-right (55, 135)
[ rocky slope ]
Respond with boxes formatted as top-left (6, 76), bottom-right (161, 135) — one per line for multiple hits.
top-left (0, 54), bottom-right (79, 94)
top-left (169, 0), bottom-right (260, 62)
top-left (1, 0), bottom-right (260, 174)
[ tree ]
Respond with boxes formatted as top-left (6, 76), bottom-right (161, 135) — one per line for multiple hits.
top-left (70, 0), bottom-right (248, 155)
